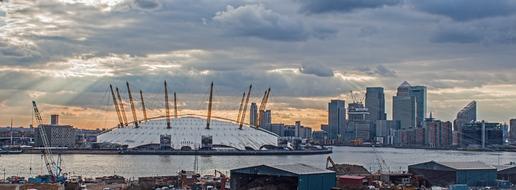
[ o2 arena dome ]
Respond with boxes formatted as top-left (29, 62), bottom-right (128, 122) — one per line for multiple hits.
top-left (98, 82), bottom-right (278, 151)
top-left (98, 115), bottom-right (279, 150)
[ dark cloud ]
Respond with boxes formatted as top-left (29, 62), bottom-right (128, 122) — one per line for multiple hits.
top-left (413, 0), bottom-right (516, 21)
top-left (297, 0), bottom-right (402, 14)
top-left (213, 4), bottom-right (336, 41)
top-left (356, 65), bottom-right (396, 77)
top-left (299, 64), bottom-right (334, 77)
top-left (133, 0), bottom-right (160, 10)
top-left (432, 16), bottom-right (516, 44)
top-left (1, 0), bottom-right (516, 124)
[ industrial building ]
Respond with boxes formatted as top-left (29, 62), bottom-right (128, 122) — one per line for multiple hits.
top-left (495, 164), bottom-right (516, 184)
top-left (230, 163), bottom-right (336, 190)
top-left (408, 161), bottom-right (497, 187)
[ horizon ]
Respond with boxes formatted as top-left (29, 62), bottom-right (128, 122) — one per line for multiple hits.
top-left (1, 0), bottom-right (516, 130)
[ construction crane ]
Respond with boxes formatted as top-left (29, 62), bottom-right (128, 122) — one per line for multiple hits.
top-left (326, 156), bottom-right (337, 170)
top-left (239, 84), bottom-right (252, 129)
top-left (164, 80), bottom-right (171, 129)
top-left (109, 85), bottom-right (123, 127)
top-left (116, 87), bottom-right (128, 127)
top-left (371, 145), bottom-right (390, 174)
top-left (214, 170), bottom-right (228, 190)
top-left (257, 88), bottom-right (271, 128)
top-left (31, 101), bottom-right (65, 183)
top-left (139, 90), bottom-right (148, 121)
top-left (236, 92), bottom-right (245, 122)
top-left (206, 82), bottom-right (214, 129)
top-left (126, 81), bottom-right (138, 128)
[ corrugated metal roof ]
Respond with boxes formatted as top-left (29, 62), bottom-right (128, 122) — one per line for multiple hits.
top-left (270, 164), bottom-right (335, 175)
top-left (437, 161), bottom-right (495, 170)
top-left (494, 164), bottom-right (516, 171)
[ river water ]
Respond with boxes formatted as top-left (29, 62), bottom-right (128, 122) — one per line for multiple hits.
top-left (1, 146), bottom-right (514, 178)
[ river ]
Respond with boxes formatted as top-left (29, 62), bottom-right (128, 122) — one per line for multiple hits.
top-left (1, 146), bottom-right (514, 178)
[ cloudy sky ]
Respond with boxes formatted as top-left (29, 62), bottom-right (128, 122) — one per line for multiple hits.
top-left (0, 0), bottom-right (515, 129)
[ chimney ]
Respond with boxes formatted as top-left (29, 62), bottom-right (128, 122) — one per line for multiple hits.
top-left (51, 114), bottom-right (59, 125)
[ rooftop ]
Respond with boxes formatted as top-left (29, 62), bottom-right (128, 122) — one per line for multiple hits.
top-left (270, 163), bottom-right (335, 175)
top-left (437, 161), bottom-right (495, 170)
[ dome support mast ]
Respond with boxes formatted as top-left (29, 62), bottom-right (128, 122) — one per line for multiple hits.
top-left (139, 90), bottom-right (148, 121)
top-left (116, 87), bottom-right (128, 127)
top-left (239, 84), bottom-right (252, 129)
top-left (109, 84), bottom-right (124, 127)
top-left (165, 80), bottom-right (171, 129)
top-left (206, 82), bottom-right (214, 129)
top-left (126, 81), bottom-right (139, 128)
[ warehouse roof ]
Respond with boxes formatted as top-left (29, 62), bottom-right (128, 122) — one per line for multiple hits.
top-left (438, 161), bottom-right (495, 170)
top-left (231, 163), bottom-right (335, 176)
top-left (409, 161), bottom-right (496, 171)
top-left (270, 164), bottom-right (335, 175)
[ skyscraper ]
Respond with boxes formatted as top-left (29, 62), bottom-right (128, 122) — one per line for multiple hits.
top-left (260, 110), bottom-right (272, 127)
top-left (409, 86), bottom-right (427, 127)
top-left (250, 102), bottom-right (258, 126)
top-left (365, 87), bottom-right (386, 121)
top-left (393, 81), bottom-right (417, 130)
top-left (453, 101), bottom-right (477, 131)
top-left (510, 119), bottom-right (516, 144)
top-left (328, 100), bottom-right (346, 140)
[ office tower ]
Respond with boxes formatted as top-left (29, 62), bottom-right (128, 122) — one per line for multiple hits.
top-left (460, 121), bottom-right (503, 148)
top-left (328, 100), bottom-right (346, 140)
top-left (365, 87), bottom-right (386, 121)
top-left (347, 102), bottom-right (371, 142)
top-left (454, 101), bottom-right (477, 131)
top-left (347, 102), bottom-right (369, 122)
top-left (250, 103), bottom-right (258, 126)
top-left (393, 81), bottom-right (417, 130)
top-left (260, 110), bottom-right (272, 127)
top-left (510, 119), bottom-right (516, 144)
top-left (409, 86), bottom-right (427, 127)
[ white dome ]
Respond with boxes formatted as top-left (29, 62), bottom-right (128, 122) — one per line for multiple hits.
top-left (97, 115), bottom-right (279, 150)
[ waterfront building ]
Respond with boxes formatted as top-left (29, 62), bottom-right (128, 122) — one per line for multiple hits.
top-left (409, 86), bottom-right (427, 127)
top-left (460, 121), bottom-right (504, 148)
top-left (347, 102), bottom-right (371, 142)
top-left (35, 116), bottom-right (76, 148)
top-left (311, 131), bottom-right (329, 144)
top-left (441, 121), bottom-right (453, 147)
top-left (375, 120), bottom-right (400, 144)
top-left (393, 82), bottom-right (417, 130)
top-left (259, 110), bottom-right (272, 127)
top-left (348, 103), bottom-right (369, 122)
top-left (328, 100), bottom-right (346, 141)
top-left (0, 127), bottom-right (34, 146)
top-left (230, 164), bottom-right (336, 190)
top-left (250, 102), bottom-right (258, 126)
top-left (293, 121), bottom-right (312, 139)
top-left (423, 116), bottom-right (452, 148)
top-left (510, 119), bottom-right (516, 144)
top-left (365, 87), bottom-right (386, 121)
top-left (408, 161), bottom-right (497, 187)
top-left (454, 101), bottom-right (477, 132)
top-left (348, 121), bottom-right (371, 142)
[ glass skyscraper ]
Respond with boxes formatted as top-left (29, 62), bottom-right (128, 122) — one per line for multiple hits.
top-left (328, 100), bottom-right (346, 140)
top-left (365, 87), bottom-right (386, 121)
